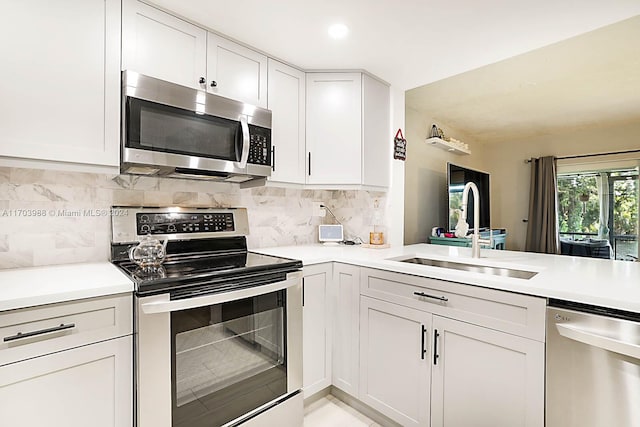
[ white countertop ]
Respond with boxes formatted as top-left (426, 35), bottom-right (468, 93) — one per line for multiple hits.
top-left (0, 262), bottom-right (134, 312)
top-left (253, 243), bottom-right (640, 313)
top-left (2, 244), bottom-right (638, 313)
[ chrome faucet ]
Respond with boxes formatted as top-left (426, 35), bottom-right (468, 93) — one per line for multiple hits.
top-left (460, 182), bottom-right (492, 258)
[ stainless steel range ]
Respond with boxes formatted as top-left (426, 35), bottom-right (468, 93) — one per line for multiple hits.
top-left (110, 207), bottom-right (303, 427)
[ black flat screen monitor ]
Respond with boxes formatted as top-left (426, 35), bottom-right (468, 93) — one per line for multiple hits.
top-left (447, 163), bottom-right (490, 232)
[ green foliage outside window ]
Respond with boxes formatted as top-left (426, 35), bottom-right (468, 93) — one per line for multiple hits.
top-left (613, 178), bottom-right (638, 236)
top-left (557, 171), bottom-right (638, 237)
top-left (557, 175), bottom-right (599, 234)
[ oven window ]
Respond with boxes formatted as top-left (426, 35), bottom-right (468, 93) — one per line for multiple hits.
top-left (127, 97), bottom-right (241, 161)
top-left (171, 290), bottom-right (287, 427)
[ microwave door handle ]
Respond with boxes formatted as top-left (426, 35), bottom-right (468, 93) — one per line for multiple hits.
top-left (234, 115), bottom-right (250, 169)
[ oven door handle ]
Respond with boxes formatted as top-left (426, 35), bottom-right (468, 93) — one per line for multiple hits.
top-left (140, 271), bottom-right (303, 314)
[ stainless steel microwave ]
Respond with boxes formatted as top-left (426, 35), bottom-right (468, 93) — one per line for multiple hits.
top-left (121, 70), bottom-right (272, 185)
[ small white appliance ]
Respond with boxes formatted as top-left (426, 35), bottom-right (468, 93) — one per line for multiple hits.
top-left (318, 224), bottom-right (344, 243)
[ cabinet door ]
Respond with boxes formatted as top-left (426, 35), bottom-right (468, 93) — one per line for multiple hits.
top-left (331, 263), bottom-right (361, 396)
top-left (122, 0), bottom-right (207, 90)
top-left (0, 0), bottom-right (120, 169)
top-left (267, 59), bottom-right (306, 184)
top-left (360, 296), bottom-right (431, 427)
top-left (207, 33), bottom-right (268, 108)
top-left (0, 336), bottom-right (132, 427)
top-left (302, 263), bottom-right (333, 397)
top-left (362, 74), bottom-right (391, 188)
top-left (431, 316), bottom-right (544, 427)
top-left (306, 73), bottom-right (362, 185)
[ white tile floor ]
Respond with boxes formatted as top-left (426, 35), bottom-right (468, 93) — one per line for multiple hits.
top-left (304, 395), bottom-right (381, 427)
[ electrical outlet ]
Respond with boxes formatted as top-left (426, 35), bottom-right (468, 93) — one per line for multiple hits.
top-left (312, 201), bottom-right (326, 217)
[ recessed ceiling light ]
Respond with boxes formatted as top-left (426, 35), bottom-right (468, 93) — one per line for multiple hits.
top-left (328, 23), bottom-right (349, 39)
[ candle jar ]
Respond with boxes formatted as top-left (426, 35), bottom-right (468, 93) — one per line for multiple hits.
top-left (369, 231), bottom-right (384, 245)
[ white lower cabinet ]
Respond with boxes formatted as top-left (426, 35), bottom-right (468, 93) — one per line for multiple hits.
top-left (0, 335), bottom-right (132, 427)
top-left (357, 268), bottom-right (545, 426)
top-left (331, 263), bottom-right (361, 396)
top-left (0, 294), bottom-right (133, 426)
top-left (302, 264), bottom-right (544, 427)
top-left (359, 296), bottom-right (431, 427)
top-left (430, 316), bottom-right (544, 427)
top-left (302, 263), bottom-right (333, 397)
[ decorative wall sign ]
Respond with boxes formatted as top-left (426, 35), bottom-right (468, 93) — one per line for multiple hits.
top-left (394, 129), bottom-right (406, 161)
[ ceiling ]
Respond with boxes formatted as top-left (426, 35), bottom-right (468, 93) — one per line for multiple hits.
top-left (406, 15), bottom-right (640, 144)
top-left (150, 0), bottom-right (640, 91)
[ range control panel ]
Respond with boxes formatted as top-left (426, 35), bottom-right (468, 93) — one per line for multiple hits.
top-left (248, 125), bottom-right (271, 166)
top-left (136, 212), bottom-right (235, 235)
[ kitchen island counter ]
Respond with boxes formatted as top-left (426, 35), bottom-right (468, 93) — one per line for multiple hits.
top-left (253, 243), bottom-right (640, 313)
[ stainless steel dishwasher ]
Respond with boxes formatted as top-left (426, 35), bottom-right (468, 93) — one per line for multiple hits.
top-left (546, 300), bottom-right (640, 427)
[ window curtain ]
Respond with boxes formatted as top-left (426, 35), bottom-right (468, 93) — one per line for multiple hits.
top-left (597, 172), bottom-right (610, 239)
top-left (525, 156), bottom-right (560, 254)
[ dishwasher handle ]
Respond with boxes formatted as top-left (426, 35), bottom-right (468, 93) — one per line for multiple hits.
top-left (556, 323), bottom-right (640, 360)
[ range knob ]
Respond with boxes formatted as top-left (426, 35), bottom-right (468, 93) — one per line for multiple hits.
top-left (167, 224), bottom-right (177, 233)
top-left (141, 224), bottom-right (150, 233)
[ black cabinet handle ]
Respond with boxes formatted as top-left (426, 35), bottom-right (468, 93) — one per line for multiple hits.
top-left (414, 291), bottom-right (448, 302)
top-left (272, 146), bottom-right (276, 172)
top-left (433, 329), bottom-right (440, 365)
top-left (421, 324), bottom-right (427, 360)
top-left (308, 152), bottom-right (311, 176)
top-left (199, 77), bottom-right (205, 84)
top-left (302, 277), bottom-right (305, 307)
top-left (210, 80), bottom-right (217, 87)
top-left (4, 323), bottom-right (76, 342)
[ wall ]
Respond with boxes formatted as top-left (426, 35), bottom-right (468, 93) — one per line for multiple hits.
top-left (0, 167), bottom-right (387, 269)
top-left (387, 86), bottom-right (406, 246)
top-left (403, 107), bottom-right (486, 244)
top-left (483, 120), bottom-right (640, 251)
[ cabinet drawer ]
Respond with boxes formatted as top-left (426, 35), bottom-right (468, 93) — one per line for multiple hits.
top-left (0, 293), bottom-right (132, 366)
top-left (360, 268), bottom-right (545, 341)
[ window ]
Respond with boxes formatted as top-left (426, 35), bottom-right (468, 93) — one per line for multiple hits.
top-left (557, 167), bottom-right (638, 261)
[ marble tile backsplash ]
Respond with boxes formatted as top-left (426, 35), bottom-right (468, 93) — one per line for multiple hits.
top-left (0, 167), bottom-right (388, 269)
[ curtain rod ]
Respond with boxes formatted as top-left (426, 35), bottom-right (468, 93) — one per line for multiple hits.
top-left (525, 149), bottom-right (640, 163)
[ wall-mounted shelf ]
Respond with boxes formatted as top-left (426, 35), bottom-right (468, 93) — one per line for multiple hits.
top-left (426, 137), bottom-right (471, 155)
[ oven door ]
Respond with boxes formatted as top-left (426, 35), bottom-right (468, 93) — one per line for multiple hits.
top-left (135, 273), bottom-right (302, 427)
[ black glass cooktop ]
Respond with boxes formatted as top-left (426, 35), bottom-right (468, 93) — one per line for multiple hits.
top-left (111, 237), bottom-right (302, 297)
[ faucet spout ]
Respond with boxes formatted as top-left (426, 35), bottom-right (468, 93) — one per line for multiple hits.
top-left (461, 182), bottom-right (489, 258)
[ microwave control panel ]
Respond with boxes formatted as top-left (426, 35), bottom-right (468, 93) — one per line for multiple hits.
top-left (248, 125), bottom-right (271, 166)
top-left (136, 212), bottom-right (235, 235)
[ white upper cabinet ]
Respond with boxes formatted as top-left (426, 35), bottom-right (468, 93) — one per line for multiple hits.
top-left (362, 74), bottom-right (391, 188)
top-left (306, 73), bottom-right (363, 185)
top-left (122, 0), bottom-right (207, 90)
top-left (0, 0), bottom-right (120, 170)
top-left (122, 0), bottom-right (267, 108)
top-left (306, 72), bottom-right (391, 188)
top-left (267, 59), bottom-right (306, 184)
top-left (207, 33), bottom-right (268, 108)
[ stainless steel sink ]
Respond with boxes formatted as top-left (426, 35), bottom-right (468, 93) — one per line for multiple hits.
top-left (397, 257), bottom-right (538, 279)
